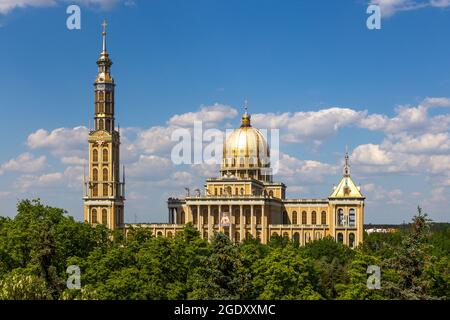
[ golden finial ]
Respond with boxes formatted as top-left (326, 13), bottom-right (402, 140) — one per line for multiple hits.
top-left (241, 98), bottom-right (251, 127)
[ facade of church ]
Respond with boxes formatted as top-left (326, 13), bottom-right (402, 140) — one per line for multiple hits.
top-left (84, 23), bottom-right (365, 247)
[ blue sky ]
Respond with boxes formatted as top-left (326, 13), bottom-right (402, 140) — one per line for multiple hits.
top-left (0, 0), bottom-right (450, 224)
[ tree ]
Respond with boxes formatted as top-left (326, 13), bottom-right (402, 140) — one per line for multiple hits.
top-left (252, 244), bottom-right (323, 300)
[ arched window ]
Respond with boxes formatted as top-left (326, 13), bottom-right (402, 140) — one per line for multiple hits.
top-left (99, 91), bottom-right (104, 101)
top-left (103, 148), bottom-right (109, 162)
top-left (98, 119), bottom-right (104, 130)
top-left (235, 232), bottom-right (240, 243)
top-left (269, 190), bottom-right (274, 197)
top-left (321, 211), bottom-right (327, 225)
top-left (93, 168), bottom-right (98, 181)
top-left (226, 186), bottom-right (232, 195)
top-left (349, 209), bottom-right (356, 226)
top-left (245, 232), bottom-right (251, 240)
top-left (91, 209), bottom-right (97, 224)
top-left (157, 231), bottom-right (163, 237)
top-left (102, 168), bottom-right (108, 181)
top-left (337, 233), bottom-right (344, 243)
top-left (180, 211), bottom-right (185, 224)
top-left (102, 209), bottom-right (107, 225)
top-left (315, 232), bottom-right (322, 240)
top-left (349, 233), bottom-right (355, 248)
top-left (293, 232), bottom-right (300, 244)
top-left (167, 231), bottom-right (173, 239)
top-left (93, 184), bottom-right (98, 197)
top-left (282, 211), bottom-right (288, 224)
top-left (305, 232), bottom-right (310, 244)
top-left (272, 232), bottom-right (279, 238)
top-left (311, 211), bottom-right (317, 225)
top-left (302, 211), bottom-right (307, 224)
top-left (256, 231), bottom-right (261, 240)
top-left (203, 232), bottom-right (208, 239)
top-left (103, 183), bottom-right (108, 197)
top-left (338, 209), bottom-right (345, 226)
top-left (92, 149), bottom-right (98, 162)
top-left (235, 188), bottom-right (238, 195)
top-left (105, 119), bottom-right (111, 131)
top-left (283, 232), bottom-right (289, 239)
top-left (292, 211), bottom-right (298, 224)
top-left (240, 188), bottom-right (244, 195)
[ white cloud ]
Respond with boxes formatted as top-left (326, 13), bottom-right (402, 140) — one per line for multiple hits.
top-left (168, 103), bottom-right (238, 127)
top-left (252, 107), bottom-right (366, 144)
top-left (352, 144), bottom-right (392, 166)
top-left (0, 152), bottom-right (46, 175)
top-left (369, 0), bottom-right (450, 17)
top-left (0, 0), bottom-right (123, 15)
top-left (27, 126), bottom-right (87, 158)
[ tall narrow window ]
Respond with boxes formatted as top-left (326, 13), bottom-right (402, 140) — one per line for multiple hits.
top-left (282, 211), bottom-right (288, 224)
top-left (99, 119), bottom-right (104, 130)
top-left (93, 184), bottom-right (98, 197)
top-left (235, 232), bottom-right (240, 243)
top-left (256, 211), bottom-right (261, 224)
top-left (93, 149), bottom-right (98, 162)
top-left (103, 183), bottom-right (108, 197)
top-left (180, 211), bottom-right (185, 224)
top-left (302, 211), bottom-right (307, 224)
top-left (245, 209), bottom-right (251, 225)
top-left (93, 168), bottom-right (98, 181)
top-left (311, 211), bottom-right (317, 225)
top-left (338, 209), bottom-right (345, 226)
top-left (91, 209), bottom-right (97, 224)
top-left (102, 148), bottom-right (108, 162)
top-left (234, 209), bottom-right (240, 224)
top-left (102, 168), bottom-right (108, 181)
top-left (193, 209), bottom-right (198, 224)
top-left (102, 209), bottom-right (107, 225)
top-left (337, 233), bottom-right (344, 243)
top-left (292, 211), bottom-right (298, 224)
top-left (349, 209), bottom-right (356, 226)
top-left (321, 211), bottom-right (327, 225)
top-left (349, 233), bottom-right (355, 248)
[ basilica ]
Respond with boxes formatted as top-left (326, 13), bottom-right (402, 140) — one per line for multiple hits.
top-left (83, 22), bottom-right (365, 247)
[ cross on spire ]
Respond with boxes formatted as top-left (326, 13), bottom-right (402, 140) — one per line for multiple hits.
top-left (244, 98), bottom-right (248, 115)
top-left (101, 19), bottom-right (107, 52)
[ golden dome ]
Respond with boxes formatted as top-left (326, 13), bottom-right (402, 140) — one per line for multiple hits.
top-left (221, 111), bottom-right (271, 180)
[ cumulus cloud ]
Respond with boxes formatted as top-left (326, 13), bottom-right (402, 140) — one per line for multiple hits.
top-left (252, 107), bottom-right (366, 144)
top-left (0, 0), bottom-right (124, 15)
top-left (168, 103), bottom-right (238, 127)
top-left (369, 0), bottom-right (450, 17)
top-left (27, 126), bottom-right (87, 158)
top-left (0, 152), bottom-right (46, 175)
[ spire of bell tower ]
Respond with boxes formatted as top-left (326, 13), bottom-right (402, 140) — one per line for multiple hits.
top-left (102, 19), bottom-right (107, 52)
top-left (343, 149), bottom-right (351, 177)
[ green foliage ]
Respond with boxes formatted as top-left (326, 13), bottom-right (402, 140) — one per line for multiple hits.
top-left (0, 200), bottom-right (449, 300)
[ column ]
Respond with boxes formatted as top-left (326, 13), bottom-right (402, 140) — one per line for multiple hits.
top-left (240, 204), bottom-right (244, 241)
top-left (208, 205), bottom-right (212, 238)
top-left (251, 204), bottom-right (255, 238)
top-left (262, 205), bottom-right (265, 244)
top-left (197, 205), bottom-right (201, 230)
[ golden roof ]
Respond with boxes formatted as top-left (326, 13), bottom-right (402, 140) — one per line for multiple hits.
top-left (222, 111), bottom-right (270, 169)
top-left (329, 176), bottom-right (364, 198)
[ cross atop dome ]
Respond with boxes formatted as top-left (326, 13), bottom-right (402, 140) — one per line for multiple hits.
top-left (241, 98), bottom-right (251, 127)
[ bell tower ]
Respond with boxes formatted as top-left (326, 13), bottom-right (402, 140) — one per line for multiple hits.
top-left (83, 20), bottom-right (125, 230)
